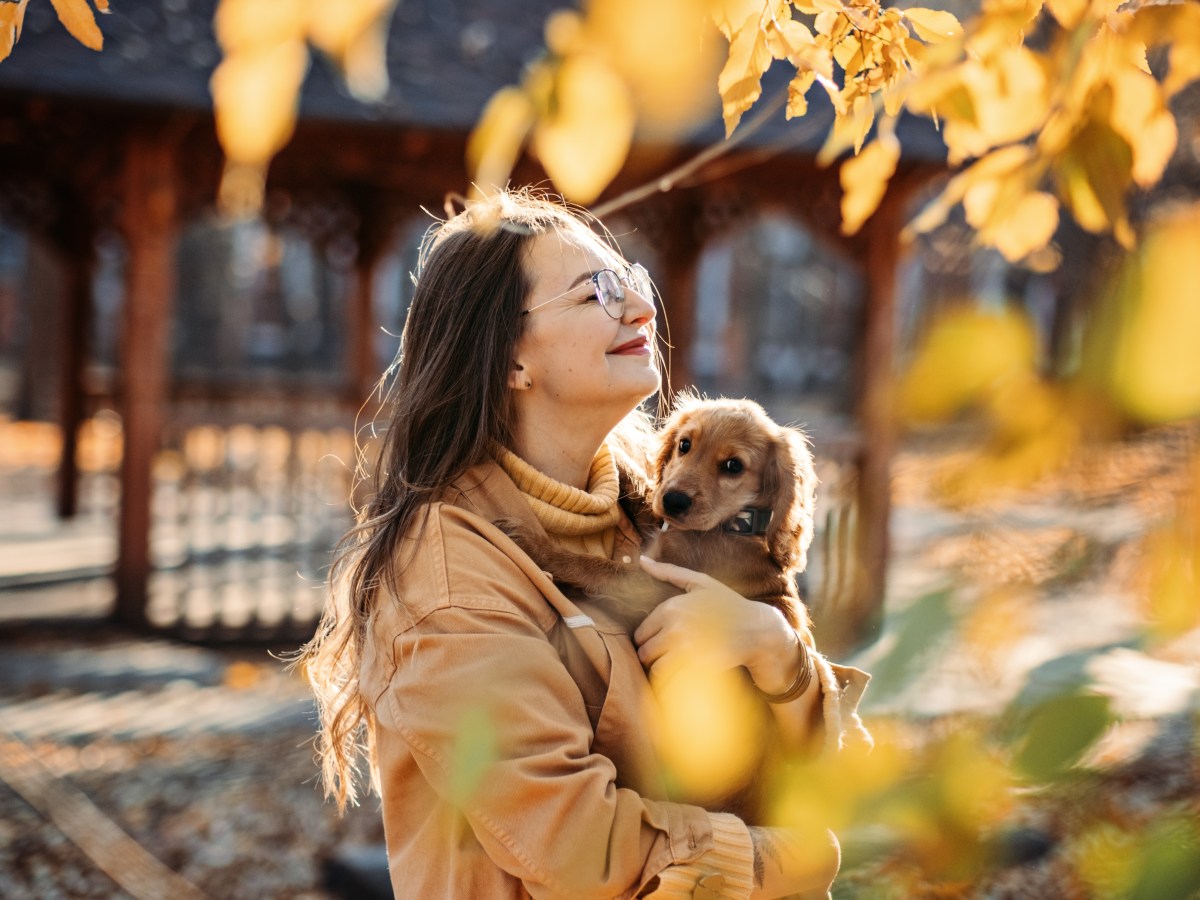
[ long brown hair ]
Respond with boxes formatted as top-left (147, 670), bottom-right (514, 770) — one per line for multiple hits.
top-left (296, 188), bottom-right (662, 810)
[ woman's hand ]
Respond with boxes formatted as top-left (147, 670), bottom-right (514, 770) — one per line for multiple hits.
top-left (634, 557), bottom-right (806, 697)
top-left (747, 826), bottom-right (841, 899)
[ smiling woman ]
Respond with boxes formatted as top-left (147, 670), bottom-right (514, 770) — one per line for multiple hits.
top-left (295, 187), bottom-right (869, 899)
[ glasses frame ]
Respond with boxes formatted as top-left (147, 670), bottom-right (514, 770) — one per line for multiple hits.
top-left (522, 263), bottom-right (653, 320)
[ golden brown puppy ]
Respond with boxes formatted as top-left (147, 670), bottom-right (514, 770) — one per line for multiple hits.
top-left (500, 397), bottom-right (819, 824)
top-left (500, 396), bottom-right (817, 638)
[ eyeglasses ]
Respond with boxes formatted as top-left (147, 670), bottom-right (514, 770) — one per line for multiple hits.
top-left (522, 263), bottom-right (654, 320)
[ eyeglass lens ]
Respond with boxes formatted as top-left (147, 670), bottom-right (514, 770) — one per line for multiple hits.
top-left (596, 265), bottom-right (653, 318)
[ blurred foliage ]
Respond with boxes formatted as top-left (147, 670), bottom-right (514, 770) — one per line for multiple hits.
top-left (209, 0), bottom-right (399, 214)
top-left (469, 0), bottom-right (720, 204)
top-left (0, 0), bottom-right (108, 63)
top-left (468, 0), bottom-right (1200, 262)
top-left (447, 704), bottom-right (498, 810)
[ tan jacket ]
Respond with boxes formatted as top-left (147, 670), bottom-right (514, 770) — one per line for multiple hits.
top-left (360, 460), bottom-right (870, 899)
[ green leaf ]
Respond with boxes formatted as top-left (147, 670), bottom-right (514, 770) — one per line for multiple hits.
top-left (1127, 818), bottom-right (1200, 900)
top-left (862, 588), bottom-right (956, 706)
top-left (1010, 691), bottom-right (1113, 781)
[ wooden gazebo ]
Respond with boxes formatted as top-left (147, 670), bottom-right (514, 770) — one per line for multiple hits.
top-left (0, 0), bottom-right (945, 650)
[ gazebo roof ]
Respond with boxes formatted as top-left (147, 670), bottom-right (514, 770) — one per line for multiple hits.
top-left (0, 0), bottom-right (947, 161)
top-left (0, 0), bottom-right (554, 128)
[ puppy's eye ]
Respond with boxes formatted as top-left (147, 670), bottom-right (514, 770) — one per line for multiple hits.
top-left (678, 438), bottom-right (691, 455)
top-left (720, 458), bottom-right (744, 475)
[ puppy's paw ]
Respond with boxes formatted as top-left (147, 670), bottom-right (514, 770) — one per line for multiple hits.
top-left (493, 516), bottom-right (536, 546)
top-left (492, 517), bottom-right (557, 567)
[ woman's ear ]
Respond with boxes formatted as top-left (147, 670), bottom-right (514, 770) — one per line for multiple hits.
top-left (508, 365), bottom-right (531, 391)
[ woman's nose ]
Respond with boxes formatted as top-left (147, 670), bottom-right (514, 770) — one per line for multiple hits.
top-left (623, 284), bottom-right (656, 324)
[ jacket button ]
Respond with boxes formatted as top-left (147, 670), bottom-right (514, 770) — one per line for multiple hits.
top-left (693, 873), bottom-right (726, 899)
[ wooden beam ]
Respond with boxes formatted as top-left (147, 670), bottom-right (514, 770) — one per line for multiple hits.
top-left (115, 128), bottom-right (178, 626)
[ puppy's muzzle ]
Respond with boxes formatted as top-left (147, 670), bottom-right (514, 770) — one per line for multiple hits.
top-left (661, 490), bottom-right (693, 518)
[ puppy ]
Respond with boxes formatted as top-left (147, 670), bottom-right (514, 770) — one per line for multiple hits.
top-left (501, 397), bottom-right (818, 822)
top-left (501, 396), bottom-right (817, 638)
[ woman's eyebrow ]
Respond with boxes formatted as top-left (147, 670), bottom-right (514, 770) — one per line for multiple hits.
top-left (563, 269), bottom-right (600, 290)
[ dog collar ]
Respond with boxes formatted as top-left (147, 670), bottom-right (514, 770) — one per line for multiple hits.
top-left (720, 507), bottom-right (772, 536)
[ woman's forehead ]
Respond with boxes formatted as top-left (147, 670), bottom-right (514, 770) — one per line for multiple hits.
top-left (526, 228), bottom-right (623, 279)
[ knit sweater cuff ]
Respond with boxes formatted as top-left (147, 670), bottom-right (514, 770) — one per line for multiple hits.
top-left (645, 813), bottom-right (755, 899)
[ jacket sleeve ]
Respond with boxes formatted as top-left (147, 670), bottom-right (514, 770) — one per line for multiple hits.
top-left (370, 509), bottom-right (754, 900)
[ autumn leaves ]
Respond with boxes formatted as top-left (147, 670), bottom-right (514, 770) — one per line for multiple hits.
top-left (5, 0), bottom-right (1198, 263)
top-left (470, 0), bottom-right (1200, 266)
top-left (0, 0), bottom-right (107, 62)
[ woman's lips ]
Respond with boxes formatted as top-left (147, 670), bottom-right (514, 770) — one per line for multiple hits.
top-left (609, 337), bottom-right (650, 354)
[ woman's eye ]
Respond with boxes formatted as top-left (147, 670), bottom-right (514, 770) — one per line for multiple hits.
top-left (720, 458), bottom-right (744, 475)
top-left (678, 438), bottom-right (691, 455)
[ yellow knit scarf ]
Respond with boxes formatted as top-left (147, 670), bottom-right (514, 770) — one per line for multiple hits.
top-left (493, 442), bottom-right (622, 558)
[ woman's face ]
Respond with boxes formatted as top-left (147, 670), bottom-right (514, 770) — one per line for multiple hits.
top-left (512, 228), bottom-right (659, 422)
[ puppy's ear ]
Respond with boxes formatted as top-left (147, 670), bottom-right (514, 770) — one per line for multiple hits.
top-left (762, 426), bottom-right (817, 572)
top-left (653, 413), bottom-right (684, 488)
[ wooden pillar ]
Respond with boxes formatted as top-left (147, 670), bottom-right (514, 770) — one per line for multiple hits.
top-left (115, 128), bottom-right (178, 626)
top-left (348, 196), bottom-right (397, 402)
top-left (653, 194), bottom-right (703, 396)
top-left (55, 222), bottom-right (94, 519)
top-left (843, 196), bottom-right (901, 651)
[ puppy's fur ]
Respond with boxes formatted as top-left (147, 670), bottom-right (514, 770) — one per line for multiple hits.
top-left (501, 396), bottom-right (817, 638)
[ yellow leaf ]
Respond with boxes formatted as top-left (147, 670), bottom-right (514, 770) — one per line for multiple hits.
top-left (718, 12), bottom-right (774, 136)
top-left (977, 46), bottom-right (1048, 146)
top-left (1112, 206), bottom-right (1200, 423)
top-left (466, 86), bottom-right (536, 195)
top-left (1054, 118), bottom-right (1133, 242)
top-left (210, 40), bottom-right (309, 164)
top-left (817, 92), bottom-right (872, 164)
top-left (336, 17), bottom-right (389, 100)
top-left (544, 9), bottom-right (584, 56)
top-left (709, 0), bottom-right (770, 40)
top-left (306, 0), bottom-right (396, 100)
top-left (1106, 66), bottom-right (1176, 187)
top-left (986, 190), bottom-right (1060, 262)
top-left (49, 0), bottom-right (103, 50)
top-left (786, 69), bottom-right (815, 118)
top-left (903, 7), bottom-right (963, 43)
top-left (765, 17), bottom-right (813, 61)
top-left (813, 9), bottom-right (839, 37)
top-left (0, 0), bottom-right (30, 63)
top-left (1131, 4), bottom-right (1200, 95)
top-left (588, 0), bottom-right (721, 136)
top-left (214, 0), bottom-right (307, 54)
top-left (840, 133), bottom-right (900, 234)
top-left (904, 145), bottom-right (1032, 239)
top-left (533, 55), bottom-right (634, 204)
top-left (900, 306), bottom-right (1037, 423)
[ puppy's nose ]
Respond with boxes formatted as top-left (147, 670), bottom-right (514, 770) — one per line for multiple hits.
top-left (661, 491), bottom-right (692, 517)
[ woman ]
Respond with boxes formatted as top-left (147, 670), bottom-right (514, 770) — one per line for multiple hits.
top-left (299, 189), bottom-right (870, 899)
